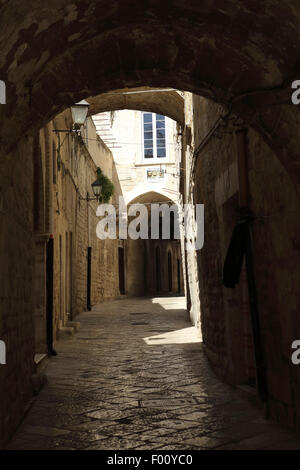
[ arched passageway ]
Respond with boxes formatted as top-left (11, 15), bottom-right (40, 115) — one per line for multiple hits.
top-left (126, 191), bottom-right (184, 297)
top-left (0, 0), bottom-right (300, 448)
top-left (0, 1), bottom-right (299, 187)
top-left (87, 87), bottom-right (185, 126)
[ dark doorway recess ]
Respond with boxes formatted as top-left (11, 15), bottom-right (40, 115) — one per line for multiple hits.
top-left (118, 247), bottom-right (125, 295)
top-left (177, 258), bottom-right (181, 294)
top-left (87, 247), bottom-right (92, 311)
top-left (46, 237), bottom-right (55, 355)
top-left (155, 246), bottom-right (161, 292)
top-left (168, 251), bottom-right (172, 292)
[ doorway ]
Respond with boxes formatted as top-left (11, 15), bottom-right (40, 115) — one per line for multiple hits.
top-left (168, 251), bottom-right (172, 292)
top-left (177, 258), bottom-right (181, 294)
top-left (155, 246), bottom-right (161, 293)
top-left (118, 246), bottom-right (125, 295)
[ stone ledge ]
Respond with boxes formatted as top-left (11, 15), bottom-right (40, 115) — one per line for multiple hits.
top-left (66, 321), bottom-right (80, 332)
top-left (58, 326), bottom-right (75, 340)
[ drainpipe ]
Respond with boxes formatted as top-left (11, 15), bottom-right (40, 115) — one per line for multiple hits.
top-left (87, 196), bottom-right (92, 311)
top-left (45, 125), bottom-right (56, 355)
top-left (46, 235), bottom-right (56, 355)
top-left (87, 246), bottom-right (92, 311)
top-left (235, 128), bottom-right (269, 418)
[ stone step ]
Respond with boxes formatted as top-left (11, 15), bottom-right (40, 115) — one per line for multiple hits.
top-left (34, 353), bottom-right (48, 375)
top-left (58, 326), bottom-right (75, 339)
top-left (66, 320), bottom-right (80, 332)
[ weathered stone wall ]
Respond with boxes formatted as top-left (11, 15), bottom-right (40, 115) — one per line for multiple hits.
top-left (0, 109), bottom-right (124, 447)
top-left (182, 93), bottom-right (201, 326)
top-left (191, 95), bottom-right (300, 429)
top-left (0, 137), bottom-right (36, 446)
top-left (46, 111), bottom-right (122, 342)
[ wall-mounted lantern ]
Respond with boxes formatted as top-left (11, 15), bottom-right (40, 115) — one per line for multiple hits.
top-left (71, 100), bottom-right (90, 129)
top-left (80, 178), bottom-right (102, 202)
top-left (53, 99), bottom-right (90, 136)
top-left (91, 178), bottom-right (102, 198)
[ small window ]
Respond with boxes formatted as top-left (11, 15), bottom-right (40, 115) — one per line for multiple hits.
top-left (142, 113), bottom-right (167, 161)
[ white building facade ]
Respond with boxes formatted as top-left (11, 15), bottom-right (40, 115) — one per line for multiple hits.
top-left (92, 109), bottom-right (181, 205)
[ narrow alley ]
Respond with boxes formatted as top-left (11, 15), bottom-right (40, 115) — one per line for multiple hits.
top-left (6, 297), bottom-right (300, 450)
top-left (1, 0), bottom-right (300, 453)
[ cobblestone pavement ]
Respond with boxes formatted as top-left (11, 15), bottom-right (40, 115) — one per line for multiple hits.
top-left (6, 297), bottom-right (300, 450)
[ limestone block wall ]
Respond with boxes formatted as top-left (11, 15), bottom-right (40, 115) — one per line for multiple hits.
top-left (0, 137), bottom-right (36, 446)
top-left (48, 112), bottom-right (122, 342)
top-left (0, 111), bottom-right (123, 446)
top-left (191, 95), bottom-right (300, 429)
top-left (182, 92), bottom-right (201, 326)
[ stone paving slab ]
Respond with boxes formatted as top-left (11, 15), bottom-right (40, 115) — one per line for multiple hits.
top-left (6, 296), bottom-right (300, 450)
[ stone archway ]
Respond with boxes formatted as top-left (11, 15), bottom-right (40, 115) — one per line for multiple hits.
top-left (87, 87), bottom-right (185, 126)
top-left (0, 1), bottom-right (299, 187)
top-left (1, 0), bottom-right (300, 445)
top-left (126, 191), bottom-right (180, 296)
